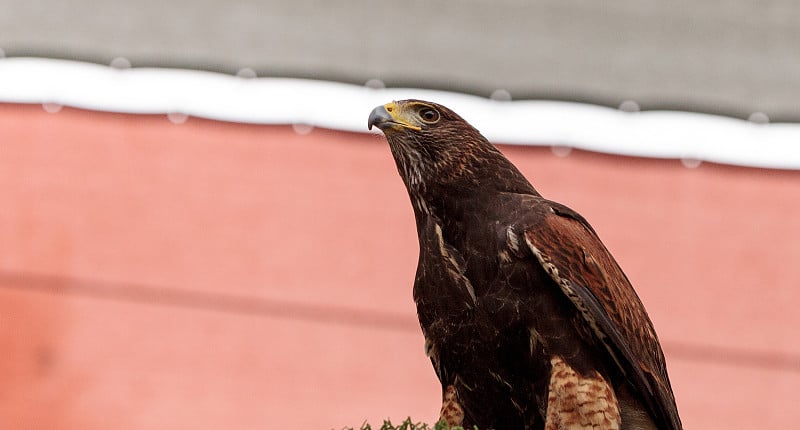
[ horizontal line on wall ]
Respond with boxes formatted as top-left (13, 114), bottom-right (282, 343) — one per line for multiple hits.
top-left (1, 269), bottom-right (798, 373)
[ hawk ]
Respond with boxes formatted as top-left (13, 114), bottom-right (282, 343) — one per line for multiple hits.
top-left (368, 100), bottom-right (682, 430)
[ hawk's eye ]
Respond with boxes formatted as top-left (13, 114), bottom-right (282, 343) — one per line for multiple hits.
top-left (419, 108), bottom-right (440, 124)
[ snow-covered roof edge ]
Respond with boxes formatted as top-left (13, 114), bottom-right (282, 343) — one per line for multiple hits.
top-left (2, 57), bottom-right (798, 170)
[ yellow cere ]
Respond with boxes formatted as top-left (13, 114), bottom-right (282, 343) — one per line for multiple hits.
top-left (384, 102), bottom-right (422, 131)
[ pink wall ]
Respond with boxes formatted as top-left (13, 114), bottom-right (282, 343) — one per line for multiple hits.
top-left (1, 104), bottom-right (798, 429)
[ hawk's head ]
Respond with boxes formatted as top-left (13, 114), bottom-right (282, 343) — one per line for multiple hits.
top-left (368, 99), bottom-right (536, 202)
top-left (368, 100), bottom-right (487, 164)
top-left (369, 99), bottom-right (475, 135)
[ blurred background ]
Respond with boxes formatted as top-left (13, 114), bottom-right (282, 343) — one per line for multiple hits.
top-left (1, 1), bottom-right (799, 428)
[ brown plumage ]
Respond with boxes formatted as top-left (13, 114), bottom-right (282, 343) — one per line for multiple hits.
top-left (368, 99), bottom-right (682, 430)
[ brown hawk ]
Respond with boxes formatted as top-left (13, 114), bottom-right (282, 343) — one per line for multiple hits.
top-left (368, 100), bottom-right (682, 430)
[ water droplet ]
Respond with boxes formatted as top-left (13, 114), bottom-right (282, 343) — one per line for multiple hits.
top-left (167, 112), bottom-right (189, 124)
top-left (551, 146), bottom-right (572, 157)
top-left (236, 67), bottom-right (257, 79)
top-left (365, 78), bottom-right (385, 89)
top-left (110, 57), bottom-right (131, 69)
top-left (490, 89), bottom-right (512, 102)
top-left (42, 103), bottom-right (62, 113)
top-left (748, 111), bottom-right (769, 124)
top-left (292, 123), bottom-right (314, 135)
top-left (619, 100), bottom-right (640, 112)
top-left (680, 158), bottom-right (702, 168)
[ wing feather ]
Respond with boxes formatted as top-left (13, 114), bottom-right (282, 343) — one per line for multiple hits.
top-left (524, 202), bottom-right (682, 430)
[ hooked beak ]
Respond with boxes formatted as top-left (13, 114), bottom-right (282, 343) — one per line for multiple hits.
top-left (368, 105), bottom-right (393, 131)
top-left (368, 102), bottom-right (422, 132)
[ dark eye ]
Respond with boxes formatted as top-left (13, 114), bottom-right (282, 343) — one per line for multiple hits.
top-left (419, 108), bottom-right (440, 123)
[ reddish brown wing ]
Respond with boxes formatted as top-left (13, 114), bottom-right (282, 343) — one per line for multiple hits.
top-left (523, 202), bottom-right (681, 430)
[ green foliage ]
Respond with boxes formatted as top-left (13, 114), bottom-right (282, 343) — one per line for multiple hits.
top-left (340, 417), bottom-right (477, 430)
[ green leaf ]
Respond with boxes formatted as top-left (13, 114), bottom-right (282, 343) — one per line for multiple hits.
top-left (338, 417), bottom-right (477, 430)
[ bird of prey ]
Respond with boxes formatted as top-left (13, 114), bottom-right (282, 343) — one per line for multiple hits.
top-left (368, 100), bottom-right (682, 430)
